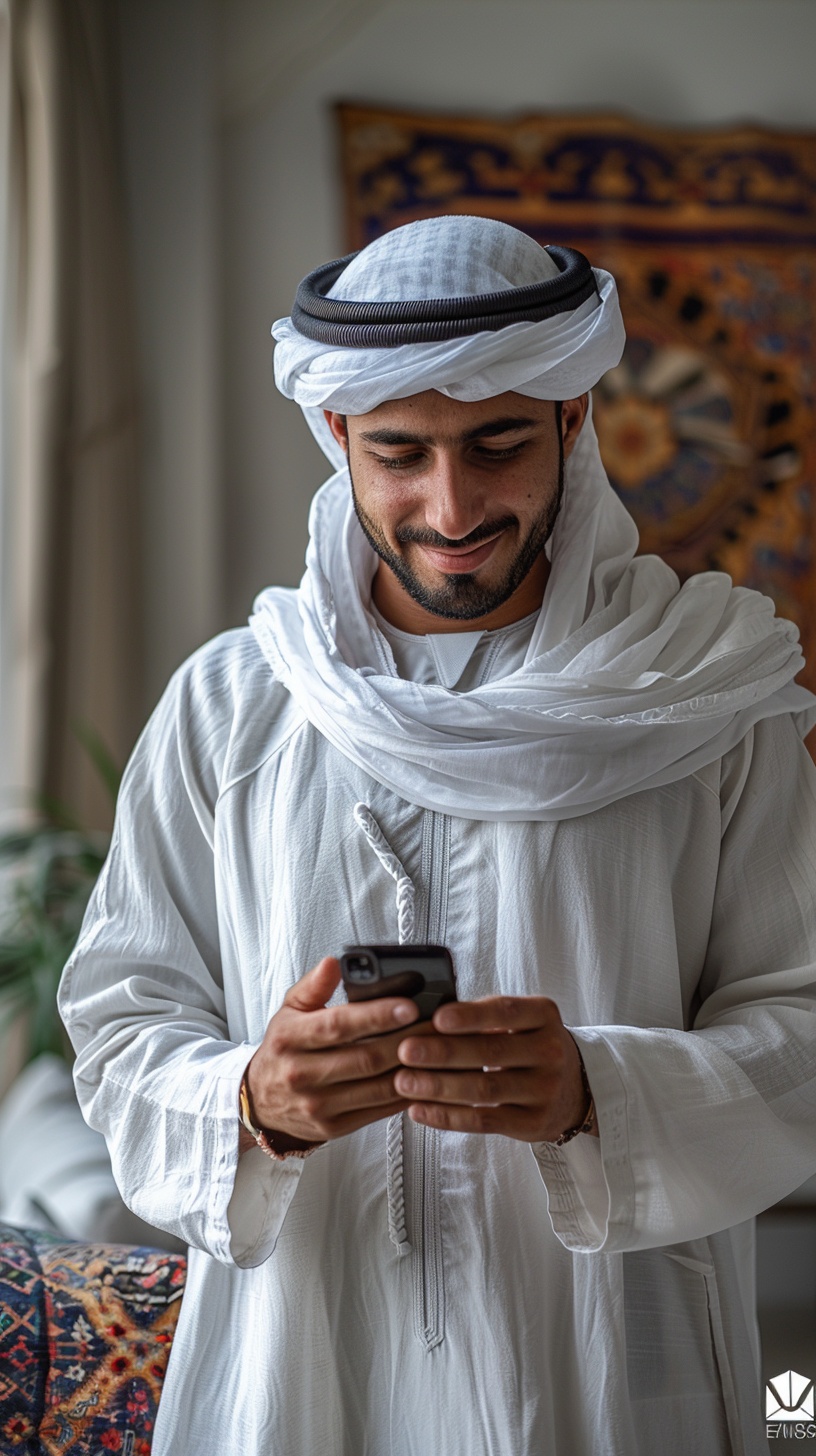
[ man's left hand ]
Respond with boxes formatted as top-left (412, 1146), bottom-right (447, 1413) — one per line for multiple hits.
top-left (394, 996), bottom-right (597, 1143)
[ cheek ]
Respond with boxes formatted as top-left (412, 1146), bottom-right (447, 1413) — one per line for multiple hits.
top-left (359, 473), bottom-right (422, 526)
top-left (508, 459), bottom-right (560, 511)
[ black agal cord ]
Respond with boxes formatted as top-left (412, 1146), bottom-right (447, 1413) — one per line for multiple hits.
top-left (291, 244), bottom-right (598, 348)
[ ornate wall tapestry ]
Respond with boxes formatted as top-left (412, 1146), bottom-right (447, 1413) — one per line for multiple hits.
top-left (337, 103), bottom-right (816, 697)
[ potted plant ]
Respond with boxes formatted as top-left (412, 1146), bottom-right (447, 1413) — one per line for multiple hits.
top-left (0, 726), bottom-right (120, 1074)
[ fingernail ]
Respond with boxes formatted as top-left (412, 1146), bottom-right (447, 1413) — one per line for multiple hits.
top-left (393, 1003), bottom-right (416, 1023)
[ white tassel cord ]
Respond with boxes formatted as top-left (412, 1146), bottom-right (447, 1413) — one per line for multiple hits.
top-left (353, 802), bottom-right (415, 1256)
top-left (352, 802), bottom-right (416, 946)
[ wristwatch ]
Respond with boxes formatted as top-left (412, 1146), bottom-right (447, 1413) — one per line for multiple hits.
top-left (239, 1070), bottom-right (322, 1162)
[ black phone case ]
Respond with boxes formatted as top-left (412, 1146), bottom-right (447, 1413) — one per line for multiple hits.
top-left (340, 944), bottom-right (456, 1020)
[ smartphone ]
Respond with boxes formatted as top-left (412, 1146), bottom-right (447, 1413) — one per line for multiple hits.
top-left (340, 944), bottom-right (457, 1021)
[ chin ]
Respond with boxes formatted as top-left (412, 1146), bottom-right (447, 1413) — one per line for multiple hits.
top-left (403, 573), bottom-right (511, 622)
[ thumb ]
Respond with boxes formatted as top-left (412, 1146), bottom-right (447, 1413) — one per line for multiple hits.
top-left (284, 956), bottom-right (342, 1013)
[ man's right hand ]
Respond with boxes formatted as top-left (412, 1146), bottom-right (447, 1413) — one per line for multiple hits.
top-left (244, 956), bottom-right (420, 1149)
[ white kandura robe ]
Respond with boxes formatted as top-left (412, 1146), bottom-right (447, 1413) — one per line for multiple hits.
top-left (58, 616), bottom-right (816, 1456)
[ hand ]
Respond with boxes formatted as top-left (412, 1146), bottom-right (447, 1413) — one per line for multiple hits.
top-left (394, 995), bottom-right (595, 1144)
top-left (244, 956), bottom-right (421, 1148)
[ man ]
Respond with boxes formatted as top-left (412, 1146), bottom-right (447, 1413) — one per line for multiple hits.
top-left (59, 217), bottom-right (816, 1456)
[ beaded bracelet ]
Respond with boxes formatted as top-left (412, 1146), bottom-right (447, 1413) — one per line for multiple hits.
top-left (239, 1071), bottom-right (323, 1162)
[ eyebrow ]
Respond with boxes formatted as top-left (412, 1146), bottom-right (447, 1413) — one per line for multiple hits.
top-left (359, 415), bottom-right (541, 447)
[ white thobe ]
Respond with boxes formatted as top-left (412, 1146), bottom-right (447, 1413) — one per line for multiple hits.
top-left (58, 620), bottom-right (816, 1456)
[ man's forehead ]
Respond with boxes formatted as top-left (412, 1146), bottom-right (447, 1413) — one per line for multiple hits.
top-left (347, 389), bottom-right (556, 443)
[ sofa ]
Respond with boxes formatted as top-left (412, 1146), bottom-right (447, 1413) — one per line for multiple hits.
top-left (0, 1221), bottom-right (186, 1454)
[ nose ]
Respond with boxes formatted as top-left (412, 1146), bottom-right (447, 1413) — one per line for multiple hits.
top-left (422, 451), bottom-right (486, 542)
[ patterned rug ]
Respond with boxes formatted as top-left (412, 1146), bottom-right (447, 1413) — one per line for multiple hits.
top-left (337, 104), bottom-right (816, 703)
top-left (0, 1221), bottom-right (185, 1454)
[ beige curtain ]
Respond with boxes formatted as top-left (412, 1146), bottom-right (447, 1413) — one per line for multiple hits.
top-left (7, 0), bottom-right (141, 829)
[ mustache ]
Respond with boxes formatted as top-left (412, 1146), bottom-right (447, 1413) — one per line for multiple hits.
top-left (395, 515), bottom-right (518, 550)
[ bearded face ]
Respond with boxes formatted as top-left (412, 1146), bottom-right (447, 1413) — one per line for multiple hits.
top-left (327, 390), bottom-right (582, 630)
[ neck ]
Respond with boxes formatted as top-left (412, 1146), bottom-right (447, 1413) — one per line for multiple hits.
top-left (371, 554), bottom-right (550, 634)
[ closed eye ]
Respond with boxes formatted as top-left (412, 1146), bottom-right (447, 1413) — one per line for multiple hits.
top-left (370, 452), bottom-right (425, 470)
top-left (370, 441), bottom-right (529, 470)
top-left (473, 442), bottom-right (527, 460)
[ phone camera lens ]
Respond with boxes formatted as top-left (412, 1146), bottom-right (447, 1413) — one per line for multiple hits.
top-left (346, 955), bottom-right (377, 983)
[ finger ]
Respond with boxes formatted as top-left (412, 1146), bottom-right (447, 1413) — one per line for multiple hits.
top-left (322, 1097), bottom-right (412, 1140)
top-left (284, 957), bottom-right (343, 1013)
top-left (285, 996), bottom-right (422, 1050)
top-left (397, 1028), bottom-right (558, 1070)
top-left (432, 996), bottom-right (562, 1035)
top-left (311, 1071), bottom-right (410, 1120)
top-left (273, 1024), bottom-right (430, 1093)
top-left (394, 1067), bottom-right (545, 1107)
top-left (268, 1093), bottom-right (413, 1147)
top-left (407, 1101), bottom-right (544, 1138)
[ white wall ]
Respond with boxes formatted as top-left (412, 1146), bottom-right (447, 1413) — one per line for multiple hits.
top-left (117, 0), bottom-right (222, 704)
top-left (220, 0), bottom-right (816, 625)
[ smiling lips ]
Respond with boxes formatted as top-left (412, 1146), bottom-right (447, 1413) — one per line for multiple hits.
top-left (415, 532), bottom-right (503, 574)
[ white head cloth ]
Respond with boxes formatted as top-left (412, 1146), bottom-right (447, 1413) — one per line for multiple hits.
top-left (251, 217), bottom-right (815, 821)
top-left (272, 215), bottom-right (624, 469)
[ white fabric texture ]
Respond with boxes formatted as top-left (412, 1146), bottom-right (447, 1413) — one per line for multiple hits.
top-left (57, 628), bottom-right (816, 1455)
top-left (0, 1054), bottom-right (183, 1250)
top-left (262, 216), bottom-right (816, 821)
top-left (370, 600), bottom-right (538, 689)
top-left (250, 461), bottom-right (814, 821)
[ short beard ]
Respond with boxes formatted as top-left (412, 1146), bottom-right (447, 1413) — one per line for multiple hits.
top-left (348, 430), bottom-right (565, 623)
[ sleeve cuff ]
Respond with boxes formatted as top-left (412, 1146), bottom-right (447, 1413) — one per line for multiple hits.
top-left (530, 1028), bottom-right (634, 1252)
top-left (215, 1042), bottom-right (312, 1266)
top-left (227, 1145), bottom-right (307, 1266)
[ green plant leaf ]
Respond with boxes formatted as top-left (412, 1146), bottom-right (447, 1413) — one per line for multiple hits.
top-left (0, 830), bottom-right (51, 858)
top-left (30, 793), bottom-right (84, 832)
top-left (70, 721), bottom-right (122, 805)
top-left (0, 727), bottom-right (119, 1074)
